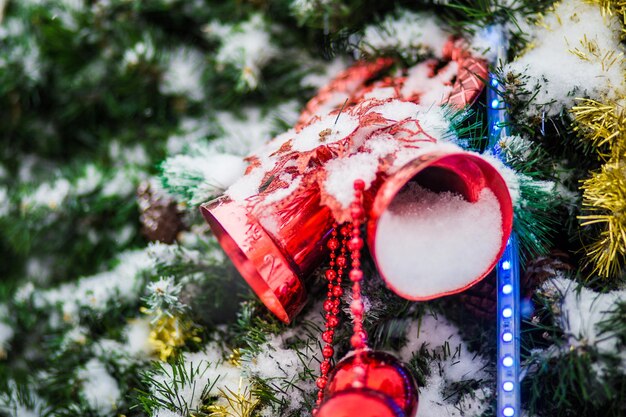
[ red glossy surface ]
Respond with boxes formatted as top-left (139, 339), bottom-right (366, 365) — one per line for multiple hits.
top-left (200, 194), bottom-right (328, 323)
top-left (317, 388), bottom-right (404, 417)
top-left (367, 152), bottom-right (514, 301)
top-left (325, 351), bottom-right (418, 417)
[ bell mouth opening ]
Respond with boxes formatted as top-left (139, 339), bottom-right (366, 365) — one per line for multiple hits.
top-left (200, 197), bottom-right (305, 323)
top-left (367, 152), bottom-right (513, 301)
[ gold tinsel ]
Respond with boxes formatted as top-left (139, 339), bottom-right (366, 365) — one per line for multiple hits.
top-left (586, 0), bottom-right (626, 27)
top-left (143, 308), bottom-right (200, 361)
top-left (568, 35), bottom-right (623, 73)
top-left (204, 379), bottom-right (259, 417)
top-left (571, 98), bottom-right (626, 160)
top-left (579, 162), bottom-right (626, 277)
top-left (572, 95), bottom-right (626, 278)
top-left (228, 348), bottom-right (242, 367)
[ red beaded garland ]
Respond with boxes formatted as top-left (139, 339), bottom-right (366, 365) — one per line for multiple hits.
top-left (348, 181), bottom-right (368, 362)
top-left (315, 179), bottom-right (418, 417)
top-left (314, 222), bottom-right (348, 412)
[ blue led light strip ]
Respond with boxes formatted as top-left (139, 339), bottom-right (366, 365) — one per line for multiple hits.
top-left (495, 234), bottom-right (521, 417)
top-left (486, 30), bottom-right (522, 417)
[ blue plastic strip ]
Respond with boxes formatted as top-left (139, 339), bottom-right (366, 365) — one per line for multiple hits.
top-left (487, 62), bottom-right (522, 416)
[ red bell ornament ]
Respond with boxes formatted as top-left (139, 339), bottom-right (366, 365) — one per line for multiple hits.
top-left (324, 350), bottom-right (418, 417)
top-left (367, 151), bottom-right (513, 300)
top-left (316, 388), bottom-right (405, 417)
top-left (201, 185), bottom-right (333, 323)
top-left (200, 43), bottom-right (512, 323)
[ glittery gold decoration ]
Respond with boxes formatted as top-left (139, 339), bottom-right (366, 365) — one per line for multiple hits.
top-left (204, 379), bottom-right (259, 417)
top-left (568, 35), bottom-right (623, 72)
top-left (585, 0), bottom-right (626, 26)
top-left (228, 348), bottom-right (242, 367)
top-left (572, 95), bottom-right (626, 278)
top-left (571, 98), bottom-right (626, 160)
top-left (146, 310), bottom-right (200, 361)
top-left (579, 162), bottom-right (626, 278)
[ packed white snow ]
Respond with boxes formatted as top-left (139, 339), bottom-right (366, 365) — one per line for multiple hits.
top-left (324, 153), bottom-right (380, 206)
top-left (505, 0), bottom-right (626, 116)
top-left (375, 183), bottom-right (502, 299)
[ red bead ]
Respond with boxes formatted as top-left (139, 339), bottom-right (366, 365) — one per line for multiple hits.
top-left (322, 330), bottom-right (334, 343)
top-left (317, 376), bottom-right (328, 389)
top-left (327, 316), bottom-right (339, 328)
top-left (323, 345), bottom-right (334, 358)
top-left (320, 360), bottom-right (331, 374)
top-left (350, 205), bottom-right (365, 220)
top-left (349, 237), bottom-right (364, 251)
top-left (336, 256), bottom-right (347, 268)
top-left (351, 334), bottom-right (366, 349)
top-left (349, 270), bottom-right (363, 282)
top-left (332, 307), bottom-right (340, 315)
top-left (351, 300), bottom-right (364, 316)
top-left (332, 285), bottom-right (343, 297)
top-left (327, 238), bottom-right (339, 250)
top-left (352, 259), bottom-right (361, 268)
top-left (325, 269), bottom-right (337, 281)
top-left (340, 226), bottom-right (351, 236)
top-left (324, 351), bottom-right (418, 417)
top-left (353, 179), bottom-right (365, 191)
top-left (316, 389), bottom-right (403, 417)
top-left (323, 300), bottom-right (334, 312)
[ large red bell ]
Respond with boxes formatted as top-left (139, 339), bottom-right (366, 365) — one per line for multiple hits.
top-left (201, 184), bottom-right (333, 323)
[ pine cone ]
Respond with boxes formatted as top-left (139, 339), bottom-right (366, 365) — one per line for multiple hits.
top-left (459, 250), bottom-right (573, 320)
top-left (459, 270), bottom-right (498, 319)
top-left (522, 250), bottom-right (573, 297)
top-left (137, 181), bottom-right (186, 244)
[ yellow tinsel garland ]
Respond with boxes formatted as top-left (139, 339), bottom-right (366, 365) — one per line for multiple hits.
top-left (141, 307), bottom-right (201, 361)
top-left (578, 161), bottom-right (626, 277)
top-left (572, 98), bottom-right (626, 278)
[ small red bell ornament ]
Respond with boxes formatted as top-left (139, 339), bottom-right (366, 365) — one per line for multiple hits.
top-left (324, 350), bottom-right (418, 417)
top-left (316, 388), bottom-right (406, 417)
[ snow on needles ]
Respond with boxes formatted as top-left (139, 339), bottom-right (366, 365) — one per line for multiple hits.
top-left (400, 313), bottom-right (491, 417)
top-left (160, 47), bottom-right (206, 101)
top-left (0, 304), bottom-right (14, 358)
top-left (78, 358), bottom-right (121, 416)
top-left (34, 248), bottom-right (153, 324)
top-left (360, 9), bottom-right (449, 61)
top-left (149, 344), bottom-right (250, 415)
top-left (505, 0), bottom-right (626, 116)
top-left (541, 276), bottom-right (626, 357)
top-left (161, 152), bottom-right (246, 205)
top-left (205, 14), bottom-right (278, 90)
